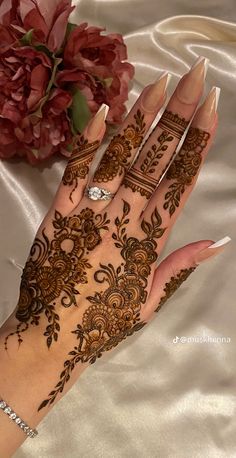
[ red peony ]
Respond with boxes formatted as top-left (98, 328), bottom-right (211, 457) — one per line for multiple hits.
top-left (57, 22), bottom-right (135, 124)
top-left (0, 0), bottom-right (75, 52)
top-left (0, 1), bottom-right (135, 164)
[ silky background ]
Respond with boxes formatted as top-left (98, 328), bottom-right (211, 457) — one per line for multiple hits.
top-left (0, 0), bottom-right (236, 457)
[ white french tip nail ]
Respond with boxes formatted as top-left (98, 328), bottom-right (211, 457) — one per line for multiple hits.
top-left (208, 236), bottom-right (231, 249)
top-left (191, 56), bottom-right (209, 78)
top-left (210, 86), bottom-right (221, 111)
top-left (96, 103), bottom-right (109, 120)
top-left (158, 71), bottom-right (172, 90)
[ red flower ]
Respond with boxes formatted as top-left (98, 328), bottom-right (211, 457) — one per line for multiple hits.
top-left (0, 46), bottom-right (52, 120)
top-left (0, 88), bottom-right (73, 164)
top-left (0, 2), bottom-right (135, 163)
top-left (57, 22), bottom-right (135, 124)
top-left (0, 0), bottom-right (75, 52)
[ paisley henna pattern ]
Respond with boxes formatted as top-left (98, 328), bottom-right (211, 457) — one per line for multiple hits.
top-left (93, 109), bottom-right (146, 182)
top-left (155, 267), bottom-right (196, 313)
top-left (38, 201), bottom-right (166, 411)
top-left (62, 135), bottom-right (100, 203)
top-left (4, 209), bottom-right (110, 349)
top-left (163, 127), bottom-right (210, 216)
top-left (123, 111), bottom-right (188, 199)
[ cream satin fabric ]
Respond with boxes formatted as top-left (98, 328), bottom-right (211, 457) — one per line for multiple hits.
top-left (1, 1), bottom-right (236, 457)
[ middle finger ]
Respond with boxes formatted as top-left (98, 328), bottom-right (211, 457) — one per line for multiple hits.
top-left (112, 56), bottom-right (208, 217)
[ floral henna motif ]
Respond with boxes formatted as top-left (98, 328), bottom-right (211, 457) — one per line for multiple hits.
top-left (93, 109), bottom-right (146, 182)
top-left (38, 201), bottom-right (166, 411)
top-left (163, 127), bottom-right (210, 216)
top-left (4, 209), bottom-right (110, 350)
top-left (123, 111), bottom-right (188, 199)
top-left (62, 135), bottom-right (100, 203)
top-left (155, 267), bottom-right (196, 312)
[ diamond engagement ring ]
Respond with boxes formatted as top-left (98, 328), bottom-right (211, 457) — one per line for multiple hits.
top-left (85, 186), bottom-right (115, 201)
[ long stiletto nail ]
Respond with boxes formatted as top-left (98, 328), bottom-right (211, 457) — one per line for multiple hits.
top-left (192, 86), bottom-right (220, 130)
top-left (194, 236), bottom-right (231, 264)
top-left (87, 103), bottom-right (109, 137)
top-left (141, 72), bottom-right (171, 112)
top-left (177, 56), bottom-right (209, 104)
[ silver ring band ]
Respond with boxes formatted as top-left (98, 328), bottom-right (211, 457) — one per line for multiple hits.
top-left (85, 186), bottom-right (115, 201)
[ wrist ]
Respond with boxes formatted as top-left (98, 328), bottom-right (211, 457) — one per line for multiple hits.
top-left (0, 313), bottom-right (88, 454)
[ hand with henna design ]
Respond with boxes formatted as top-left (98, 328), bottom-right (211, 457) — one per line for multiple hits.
top-left (0, 56), bottom-right (231, 456)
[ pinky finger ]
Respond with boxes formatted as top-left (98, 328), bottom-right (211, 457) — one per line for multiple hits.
top-left (50, 103), bottom-right (109, 216)
top-left (143, 236), bottom-right (231, 322)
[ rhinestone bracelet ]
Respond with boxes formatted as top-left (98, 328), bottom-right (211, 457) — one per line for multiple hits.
top-left (0, 399), bottom-right (38, 438)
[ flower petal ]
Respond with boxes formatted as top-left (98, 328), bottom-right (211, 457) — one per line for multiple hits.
top-left (27, 64), bottom-right (49, 110)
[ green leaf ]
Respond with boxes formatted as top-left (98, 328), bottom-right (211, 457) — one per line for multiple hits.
top-left (103, 77), bottom-right (113, 88)
top-left (46, 56), bottom-right (63, 94)
top-left (34, 44), bottom-right (53, 58)
top-left (54, 22), bottom-right (78, 57)
top-left (96, 75), bottom-right (113, 88)
top-left (68, 88), bottom-right (91, 134)
top-left (65, 143), bottom-right (74, 152)
top-left (29, 95), bottom-right (48, 119)
top-left (20, 29), bottom-right (34, 46)
top-left (65, 22), bottom-right (78, 40)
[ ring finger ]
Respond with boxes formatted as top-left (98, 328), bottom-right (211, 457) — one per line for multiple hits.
top-left (79, 71), bottom-right (170, 212)
top-left (142, 86), bottom-right (219, 256)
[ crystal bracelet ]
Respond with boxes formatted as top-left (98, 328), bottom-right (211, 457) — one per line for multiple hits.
top-left (0, 399), bottom-right (38, 438)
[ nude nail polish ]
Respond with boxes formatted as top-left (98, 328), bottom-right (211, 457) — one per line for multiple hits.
top-left (194, 236), bottom-right (231, 264)
top-left (86, 103), bottom-right (109, 137)
top-left (176, 56), bottom-right (209, 104)
top-left (192, 86), bottom-right (220, 130)
top-left (141, 72), bottom-right (171, 112)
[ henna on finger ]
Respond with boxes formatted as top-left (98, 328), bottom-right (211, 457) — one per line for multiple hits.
top-left (163, 127), bottom-right (210, 216)
top-left (93, 109), bottom-right (146, 182)
top-left (155, 267), bottom-right (196, 312)
top-left (123, 111), bottom-right (188, 198)
top-left (61, 104), bottom-right (109, 204)
top-left (161, 87), bottom-right (220, 217)
top-left (62, 136), bottom-right (100, 203)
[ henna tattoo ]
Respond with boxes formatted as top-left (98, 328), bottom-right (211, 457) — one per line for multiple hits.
top-left (123, 111), bottom-right (188, 199)
top-left (155, 267), bottom-right (196, 312)
top-left (38, 201), bottom-right (166, 410)
top-left (163, 127), bottom-right (210, 216)
top-left (62, 135), bottom-right (100, 203)
top-left (93, 109), bottom-right (146, 182)
top-left (158, 110), bottom-right (188, 139)
top-left (123, 131), bottom-right (174, 198)
top-left (4, 209), bottom-right (110, 350)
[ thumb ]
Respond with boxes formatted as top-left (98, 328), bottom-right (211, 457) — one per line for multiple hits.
top-left (144, 236), bottom-right (231, 321)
